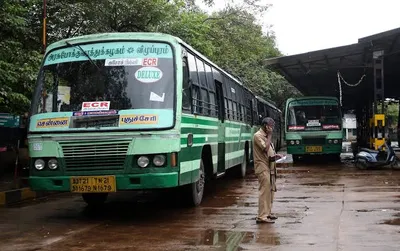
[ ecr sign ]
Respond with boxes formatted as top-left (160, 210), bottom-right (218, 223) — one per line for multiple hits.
top-left (81, 101), bottom-right (110, 111)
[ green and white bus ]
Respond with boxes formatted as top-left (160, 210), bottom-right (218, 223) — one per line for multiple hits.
top-left (28, 32), bottom-right (282, 206)
top-left (285, 96), bottom-right (343, 161)
top-left (256, 96), bottom-right (283, 150)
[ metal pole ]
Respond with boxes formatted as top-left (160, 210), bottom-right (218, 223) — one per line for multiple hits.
top-left (41, 0), bottom-right (47, 111)
top-left (42, 0), bottom-right (47, 53)
top-left (397, 101), bottom-right (400, 146)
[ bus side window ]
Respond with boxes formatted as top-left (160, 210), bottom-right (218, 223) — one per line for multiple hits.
top-left (182, 57), bottom-right (191, 112)
top-left (201, 88), bottom-right (209, 115)
top-left (225, 98), bottom-right (229, 119)
top-left (192, 86), bottom-right (201, 114)
top-left (209, 91), bottom-right (217, 117)
top-left (249, 99), bottom-right (254, 125)
top-left (228, 100), bottom-right (233, 120)
top-left (232, 101), bottom-right (238, 121)
top-left (241, 105), bottom-right (245, 122)
top-left (187, 53), bottom-right (201, 114)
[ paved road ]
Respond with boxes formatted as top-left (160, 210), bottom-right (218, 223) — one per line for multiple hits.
top-left (1, 160), bottom-right (400, 251)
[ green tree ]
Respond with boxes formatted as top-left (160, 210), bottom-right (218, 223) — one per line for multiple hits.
top-left (28, 0), bottom-right (184, 43)
top-left (203, 5), bottom-right (300, 109)
top-left (386, 102), bottom-right (398, 129)
top-left (0, 0), bottom-right (42, 114)
top-left (0, 0), bottom-right (299, 114)
top-left (160, 10), bottom-right (215, 57)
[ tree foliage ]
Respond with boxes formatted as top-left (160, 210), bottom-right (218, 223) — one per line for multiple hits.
top-left (0, 0), bottom-right (300, 114)
top-left (386, 103), bottom-right (398, 129)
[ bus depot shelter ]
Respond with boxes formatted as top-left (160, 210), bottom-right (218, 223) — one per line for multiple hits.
top-left (265, 27), bottom-right (400, 150)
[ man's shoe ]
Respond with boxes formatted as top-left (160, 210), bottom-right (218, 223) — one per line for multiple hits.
top-left (268, 215), bottom-right (278, 220)
top-left (256, 218), bottom-right (275, 224)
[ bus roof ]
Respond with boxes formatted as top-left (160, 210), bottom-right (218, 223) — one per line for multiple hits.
top-left (255, 96), bottom-right (281, 113)
top-left (286, 96), bottom-right (339, 103)
top-left (45, 32), bottom-right (253, 94)
top-left (45, 32), bottom-right (180, 53)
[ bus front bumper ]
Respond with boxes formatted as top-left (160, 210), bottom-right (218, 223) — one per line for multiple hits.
top-left (287, 145), bottom-right (342, 155)
top-left (29, 173), bottom-right (179, 192)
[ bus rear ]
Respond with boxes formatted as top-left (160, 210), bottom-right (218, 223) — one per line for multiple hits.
top-left (28, 33), bottom-right (183, 205)
top-left (285, 97), bottom-right (343, 160)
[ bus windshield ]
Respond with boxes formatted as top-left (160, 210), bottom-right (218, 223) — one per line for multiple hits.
top-left (287, 100), bottom-right (341, 131)
top-left (33, 41), bottom-right (174, 114)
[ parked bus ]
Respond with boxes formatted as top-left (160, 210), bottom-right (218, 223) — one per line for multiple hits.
top-left (285, 96), bottom-right (343, 161)
top-left (255, 96), bottom-right (283, 150)
top-left (27, 32), bottom-right (281, 207)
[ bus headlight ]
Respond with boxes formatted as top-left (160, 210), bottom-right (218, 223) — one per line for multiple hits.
top-left (137, 156), bottom-right (150, 168)
top-left (153, 155), bottom-right (166, 167)
top-left (334, 139), bottom-right (339, 144)
top-left (290, 141), bottom-right (295, 145)
top-left (34, 159), bottom-right (45, 170)
top-left (48, 158), bottom-right (58, 170)
top-left (295, 140), bottom-right (300, 145)
top-left (328, 140), bottom-right (333, 144)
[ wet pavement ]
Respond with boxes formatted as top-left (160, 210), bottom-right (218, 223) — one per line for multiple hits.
top-left (1, 160), bottom-right (400, 251)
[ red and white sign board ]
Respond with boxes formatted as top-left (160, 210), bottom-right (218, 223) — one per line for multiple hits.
top-left (142, 58), bottom-right (158, 66)
top-left (81, 101), bottom-right (110, 111)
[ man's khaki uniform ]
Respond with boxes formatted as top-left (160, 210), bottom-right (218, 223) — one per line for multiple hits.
top-left (253, 128), bottom-right (276, 220)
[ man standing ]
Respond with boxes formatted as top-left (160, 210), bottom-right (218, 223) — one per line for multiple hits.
top-left (253, 117), bottom-right (282, 224)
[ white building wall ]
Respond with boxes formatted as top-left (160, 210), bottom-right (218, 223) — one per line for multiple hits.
top-left (342, 114), bottom-right (357, 141)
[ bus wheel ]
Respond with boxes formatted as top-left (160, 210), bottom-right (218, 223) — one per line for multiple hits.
top-left (184, 159), bottom-right (205, 207)
top-left (82, 193), bottom-right (108, 206)
top-left (292, 154), bottom-right (301, 162)
top-left (239, 152), bottom-right (248, 178)
top-left (332, 153), bottom-right (341, 162)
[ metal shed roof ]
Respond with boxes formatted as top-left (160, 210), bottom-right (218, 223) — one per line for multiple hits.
top-left (265, 27), bottom-right (400, 109)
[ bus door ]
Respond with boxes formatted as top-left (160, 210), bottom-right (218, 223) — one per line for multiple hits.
top-left (215, 81), bottom-right (226, 174)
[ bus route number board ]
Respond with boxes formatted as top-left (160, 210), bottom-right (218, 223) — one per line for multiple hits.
top-left (70, 176), bottom-right (116, 193)
top-left (306, 146), bottom-right (322, 153)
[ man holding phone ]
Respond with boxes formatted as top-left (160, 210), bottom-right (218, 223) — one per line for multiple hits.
top-left (253, 117), bottom-right (283, 224)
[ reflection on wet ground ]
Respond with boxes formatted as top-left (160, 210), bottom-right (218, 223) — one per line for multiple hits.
top-left (0, 162), bottom-right (400, 251)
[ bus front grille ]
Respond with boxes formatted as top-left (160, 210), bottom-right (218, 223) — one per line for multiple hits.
top-left (302, 138), bottom-right (326, 145)
top-left (60, 140), bottom-right (130, 172)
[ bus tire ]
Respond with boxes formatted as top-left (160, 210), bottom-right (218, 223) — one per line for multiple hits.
top-left (292, 154), bottom-right (301, 162)
top-left (332, 153), bottom-right (341, 161)
top-left (230, 147), bottom-right (248, 178)
top-left (184, 158), bottom-right (205, 207)
top-left (82, 193), bottom-right (108, 206)
top-left (239, 149), bottom-right (248, 178)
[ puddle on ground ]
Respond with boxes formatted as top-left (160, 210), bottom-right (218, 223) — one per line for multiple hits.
top-left (200, 229), bottom-right (255, 246)
top-left (301, 182), bottom-right (344, 187)
top-left (236, 202), bottom-right (257, 207)
top-left (286, 220), bottom-right (302, 224)
top-left (382, 218), bottom-right (400, 225)
top-left (356, 209), bottom-right (373, 213)
top-left (280, 196), bottom-right (312, 200)
top-left (195, 229), bottom-right (281, 248)
top-left (353, 188), bottom-right (400, 193)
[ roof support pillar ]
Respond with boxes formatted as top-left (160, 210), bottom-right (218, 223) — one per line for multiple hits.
top-left (370, 50), bottom-right (386, 149)
top-left (373, 50), bottom-right (385, 114)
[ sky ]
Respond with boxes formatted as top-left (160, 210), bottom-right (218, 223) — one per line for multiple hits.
top-left (196, 0), bottom-right (400, 55)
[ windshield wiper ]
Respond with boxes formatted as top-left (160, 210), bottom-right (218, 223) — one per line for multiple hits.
top-left (65, 41), bottom-right (101, 71)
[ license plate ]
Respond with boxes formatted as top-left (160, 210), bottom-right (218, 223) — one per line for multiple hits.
top-left (70, 176), bottom-right (116, 193)
top-left (306, 146), bottom-right (322, 153)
